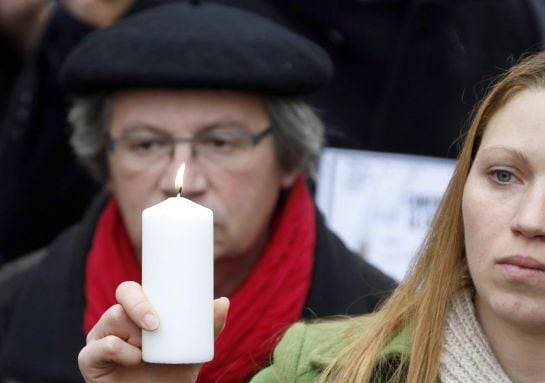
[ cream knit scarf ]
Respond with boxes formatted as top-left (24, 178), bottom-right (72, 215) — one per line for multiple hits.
top-left (439, 289), bottom-right (511, 383)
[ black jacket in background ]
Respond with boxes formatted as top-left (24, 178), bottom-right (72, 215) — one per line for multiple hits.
top-left (0, 5), bottom-right (98, 264)
top-left (223, 0), bottom-right (545, 157)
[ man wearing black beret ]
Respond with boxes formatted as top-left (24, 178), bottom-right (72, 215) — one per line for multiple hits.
top-left (0, 2), bottom-right (395, 382)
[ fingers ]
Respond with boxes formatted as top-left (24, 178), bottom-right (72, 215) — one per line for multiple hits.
top-left (114, 282), bottom-right (227, 340)
top-left (87, 304), bottom-right (142, 348)
top-left (213, 297), bottom-right (230, 340)
top-left (80, 292), bottom-right (229, 382)
top-left (78, 334), bottom-right (142, 381)
top-left (80, 333), bottom-right (142, 367)
top-left (115, 281), bottom-right (159, 332)
top-left (106, 283), bottom-right (228, 342)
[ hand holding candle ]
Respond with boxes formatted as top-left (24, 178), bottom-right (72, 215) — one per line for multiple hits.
top-left (142, 164), bottom-right (214, 364)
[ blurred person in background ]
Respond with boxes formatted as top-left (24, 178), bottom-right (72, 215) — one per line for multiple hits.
top-left (249, 0), bottom-right (545, 157)
top-left (0, 0), bottom-right (139, 264)
top-left (0, 0), bottom-right (48, 120)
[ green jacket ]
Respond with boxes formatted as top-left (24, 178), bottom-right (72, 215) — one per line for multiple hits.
top-left (251, 320), bottom-right (411, 382)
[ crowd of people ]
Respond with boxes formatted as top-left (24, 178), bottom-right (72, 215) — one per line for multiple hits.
top-left (1, 0), bottom-right (545, 382)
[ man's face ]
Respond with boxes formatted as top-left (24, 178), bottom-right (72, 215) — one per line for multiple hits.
top-left (107, 89), bottom-right (297, 261)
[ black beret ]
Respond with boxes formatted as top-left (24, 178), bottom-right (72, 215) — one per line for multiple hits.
top-left (60, 2), bottom-right (333, 96)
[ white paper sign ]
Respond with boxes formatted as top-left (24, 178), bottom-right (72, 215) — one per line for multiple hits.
top-left (316, 148), bottom-right (456, 281)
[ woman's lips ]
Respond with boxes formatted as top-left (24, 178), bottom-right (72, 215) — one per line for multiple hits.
top-left (496, 255), bottom-right (545, 280)
top-left (498, 255), bottom-right (545, 270)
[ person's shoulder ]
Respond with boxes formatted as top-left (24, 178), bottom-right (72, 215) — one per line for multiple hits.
top-left (275, 320), bottom-right (351, 364)
top-left (0, 248), bottom-right (48, 349)
top-left (251, 319), bottom-right (413, 382)
top-left (251, 320), bottom-right (354, 382)
top-left (0, 248), bottom-right (47, 299)
top-left (0, 215), bottom-right (87, 309)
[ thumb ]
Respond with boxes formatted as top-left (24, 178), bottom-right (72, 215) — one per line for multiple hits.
top-left (213, 297), bottom-right (230, 340)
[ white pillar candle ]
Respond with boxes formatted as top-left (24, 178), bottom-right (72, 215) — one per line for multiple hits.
top-left (142, 164), bottom-right (214, 364)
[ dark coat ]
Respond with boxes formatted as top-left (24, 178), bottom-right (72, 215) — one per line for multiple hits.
top-left (0, 5), bottom-right (98, 264)
top-left (221, 0), bottom-right (545, 157)
top-left (0, 192), bottom-right (395, 383)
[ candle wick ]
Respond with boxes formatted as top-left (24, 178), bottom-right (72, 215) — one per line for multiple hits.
top-left (177, 186), bottom-right (182, 197)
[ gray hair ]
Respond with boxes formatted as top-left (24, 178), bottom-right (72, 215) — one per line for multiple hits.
top-left (265, 97), bottom-right (324, 179)
top-left (69, 94), bottom-right (112, 182)
top-left (69, 94), bottom-right (325, 183)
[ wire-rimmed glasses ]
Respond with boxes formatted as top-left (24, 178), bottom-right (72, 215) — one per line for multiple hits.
top-left (107, 125), bottom-right (273, 171)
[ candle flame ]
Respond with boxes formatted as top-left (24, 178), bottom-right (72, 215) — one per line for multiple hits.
top-left (175, 163), bottom-right (185, 193)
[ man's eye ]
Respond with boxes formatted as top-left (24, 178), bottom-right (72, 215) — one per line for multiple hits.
top-left (492, 169), bottom-right (513, 183)
top-left (200, 132), bottom-right (241, 150)
top-left (208, 137), bottom-right (231, 147)
top-left (128, 138), bottom-right (167, 152)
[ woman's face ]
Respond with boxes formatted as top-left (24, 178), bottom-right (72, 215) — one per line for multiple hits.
top-left (463, 88), bottom-right (545, 331)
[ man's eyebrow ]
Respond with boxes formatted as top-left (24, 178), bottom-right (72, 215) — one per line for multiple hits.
top-left (199, 120), bottom-right (251, 132)
top-left (478, 145), bottom-right (530, 165)
top-left (119, 123), bottom-right (170, 136)
top-left (119, 120), bottom-right (254, 136)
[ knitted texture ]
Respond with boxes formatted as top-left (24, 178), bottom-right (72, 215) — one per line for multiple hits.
top-left (439, 290), bottom-right (511, 383)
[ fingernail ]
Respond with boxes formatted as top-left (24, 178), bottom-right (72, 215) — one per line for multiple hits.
top-left (143, 313), bottom-right (159, 330)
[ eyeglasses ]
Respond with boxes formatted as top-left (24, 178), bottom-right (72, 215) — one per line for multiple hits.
top-left (107, 125), bottom-right (273, 171)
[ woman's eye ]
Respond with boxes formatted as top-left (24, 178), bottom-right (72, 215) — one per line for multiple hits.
top-left (492, 169), bottom-right (513, 183)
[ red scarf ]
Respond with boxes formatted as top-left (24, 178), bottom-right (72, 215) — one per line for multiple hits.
top-left (84, 177), bottom-right (315, 382)
top-left (83, 199), bottom-right (141, 334)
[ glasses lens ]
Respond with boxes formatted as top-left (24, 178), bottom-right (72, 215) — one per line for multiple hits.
top-left (114, 131), bottom-right (173, 171)
top-left (195, 128), bottom-right (255, 169)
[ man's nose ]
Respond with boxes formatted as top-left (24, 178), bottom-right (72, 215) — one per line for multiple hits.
top-left (158, 143), bottom-right (193, 196)
top-left (510, 185), bottom-right (545, 239)
top-left (159, 143), bottom-right (207, 197)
